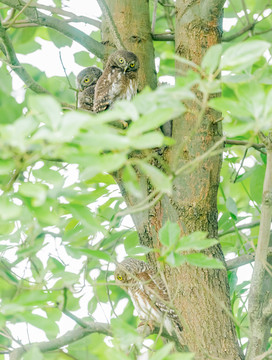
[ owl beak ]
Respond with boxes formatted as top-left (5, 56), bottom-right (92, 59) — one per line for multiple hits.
top-left (123, 65), bottom-right (128, 73)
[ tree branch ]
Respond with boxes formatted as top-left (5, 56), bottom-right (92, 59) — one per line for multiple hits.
top-left (246, 136), bottom-right (272, 359)
top-left (8, 319), bottom-right (186, 359)
top-left (0, 21), bottom-right (74, 108)
top-left (27, 1), bottom-right (101, 29)
top-left (219, 220), bottom-right (261, 237)
top-left (9, 323), bottom-right (112, 360)
top-left (226, 254), bottom-right (255, 270)
top-left (225, 248), bottom-right (272, 270)
top-left (0, 21), bottom-right (49, 94)
top-left (225, 139), bottom-right (266, 152)
top-left (0, 0), bottom-right (105, 59)
top-left (152, 33), bottom-right (174, 41)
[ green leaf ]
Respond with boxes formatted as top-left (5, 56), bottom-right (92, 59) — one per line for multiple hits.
top-left (165, 252), bottom-right (186, 267)
top-left (176, 232), bottom-right (218, 251)
top-left (0, 196), bottom-right (22, 220)
top-left (126, 245), bottom-right (151, 256)
top-left (80, 153), bottom-right (127, 180)
top-left (23, 312), bottom-right (59, 339)
top-left (184, 253), bottom-right (224, 269)
top-left (0, 159), bottom-right (15, 175)
top-left (47, 28), bottom-right (72, 48)
top-left (201, 44), bottom-right (223, 74)
top-left (111, 318), bottom-right (142, 351)
top-left (122, 165), bottom-right (143, 199)
top-left (226, 197), bottom-right (237, 217)
top-left (114, 101), bottom-right (139, 121)
top-left (221, 40), bottom-right (270, 71)
top-left (138, 162), bottom-right (172, 195)
top-left (150, 343), bottom-right (174, 360)
top-left (159, 221), bottom-right (181, 247)
top-left (127, 108), bottom-right (180, 136)
top-left (67, 247), bottom-right (111, 262)
top-left (129, 132), bottom-right (165, 149)
top-left (19, 183), bottom-right (48, 207)
top-left (28, 95), bottom-right (62, 130)
top-left (65, 204), bottom-right (106, 234)
top-left (124, 231), bottom-right (139, 252)
top-left (22, 346), bottom-right (43, 360)
top-left (74, 51), bottom-right (93, 66)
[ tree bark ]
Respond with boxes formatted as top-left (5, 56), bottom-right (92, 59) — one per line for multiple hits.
top-left (101, 1), bottom-right (244, 358)
top-left (161, 1), bottom-right (243, 358)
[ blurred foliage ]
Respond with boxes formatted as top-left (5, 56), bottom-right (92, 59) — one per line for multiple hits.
top-left (0, 0), bottom-right (271, 359)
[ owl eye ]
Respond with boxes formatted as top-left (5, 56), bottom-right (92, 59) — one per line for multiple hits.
top-left (130, 63), bottom-right (135, 68)
top-left (117, 275), bottom-right (123, 281)
top-left (84, 78), bottom-right (90, 83)
top-left (119, 58), bottom-right (124, 64)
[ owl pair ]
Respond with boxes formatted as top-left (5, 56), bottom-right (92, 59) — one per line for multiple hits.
top-left (76, 50), bottom-right (139, 113)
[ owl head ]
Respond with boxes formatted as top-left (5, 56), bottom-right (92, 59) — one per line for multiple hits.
top-left (114, 258), bottom-right (150, 289)
top-left (107, 50), bottom-right (140, 73)
top-left (76, 66), bottom-right (103, 90)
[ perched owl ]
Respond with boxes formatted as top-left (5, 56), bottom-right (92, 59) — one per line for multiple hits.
top-left (114, 258), bottom-right (183, 336)
top-left (76, 66), bottom-right (103, 111)
top-left (93, 50), bottom-right (139, 113)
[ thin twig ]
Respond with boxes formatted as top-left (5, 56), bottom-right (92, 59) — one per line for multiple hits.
top-left (58, 51), bottom-right (77, 91)
top-left (233, 148), bottom-right (248, 183)
top-left (0, 22), bottom-right (74, 108)
top-left (27, 1), bottom-right (101, 29)
top-left (5, 0), bottom-right (33, 28)
top-left (175, 137), bottom-right (225, 176)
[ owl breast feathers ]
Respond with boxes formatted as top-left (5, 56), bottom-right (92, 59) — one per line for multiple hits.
top-left (93, 50), bottom-right (139, 113)
top-left (114, 258), bottom-right (182, 336)
top-left (76, 66), bottom-right (103, 111)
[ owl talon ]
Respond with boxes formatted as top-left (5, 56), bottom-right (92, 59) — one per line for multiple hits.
top-left (121, 120), bottom-right (128, 128)
top-left (137, 320), bottom-right (155, 335)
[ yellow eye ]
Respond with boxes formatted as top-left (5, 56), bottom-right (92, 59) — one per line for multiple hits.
top-left (117, 275), bottom-right (123, 281)
top-left (84, 78), bottom-right (90, 83)
top-left (130, 63), bottom-right (135, 68)
top-left (119, 58), bottom-right (124, 64)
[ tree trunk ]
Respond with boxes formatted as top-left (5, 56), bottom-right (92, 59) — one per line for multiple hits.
top-left (102, 1), bottom-right (244, 358)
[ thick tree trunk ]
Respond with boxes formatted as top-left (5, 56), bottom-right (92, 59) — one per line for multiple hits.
top-left (102, 1), bottom-right (244, 358)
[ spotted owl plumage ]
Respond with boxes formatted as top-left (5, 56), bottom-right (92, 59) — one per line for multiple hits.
top-left (93, 50), bottom-right (139, 113)
top-left (114, 258), bottom-right (182, 336)
top-left (76, 66), bottom-right (103, 111)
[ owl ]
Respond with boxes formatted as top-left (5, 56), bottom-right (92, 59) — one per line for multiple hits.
top-left (93, 50), bottom-right (139, 113)
top-left (76, 66), bottom-right (103, 111)
top-left (114, 258), bottom-right (183, 336)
